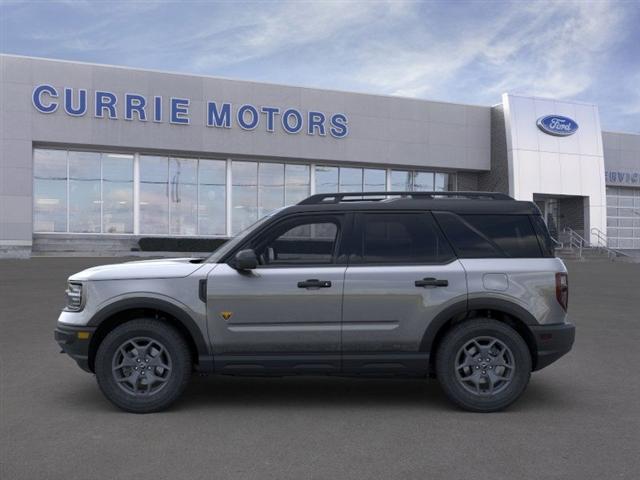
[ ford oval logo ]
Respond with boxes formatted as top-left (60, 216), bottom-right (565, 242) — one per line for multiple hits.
top-left (536, 115), bottom-right (579, 137)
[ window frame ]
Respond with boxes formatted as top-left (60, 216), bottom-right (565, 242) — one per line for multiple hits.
top-left (347, 211), bottom-right (457, 266)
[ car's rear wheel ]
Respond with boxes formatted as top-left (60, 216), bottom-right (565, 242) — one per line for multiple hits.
top-left (436, 319), bottom-right (531, 412)
top-left (95, 319), bottom-right (191, 413)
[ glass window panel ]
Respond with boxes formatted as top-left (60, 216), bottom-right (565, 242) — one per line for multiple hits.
top-left (413, 171), bottom-right (434, 191)
top-left (390, 170), bottom-right (412, 191)
top-left (169, 158), bottom-right (198, 235)
top-left (102, 154), bottom-right (133, 234)
top-left (140, 155), bottom-right (169, 234)
top-left (363, 169), bottom-right (386, 192)
top-left (198, 159), bottom-right (226, 236)
top-left (33, 149), bottom-right (67, 232)
top-left (315, 166), bottom-right (338, 193)
top-left (232, 161), bottom-right (258, 234)
top-left (339, 167), bottom-right (363, 192)
top-left (354, 213), bottom-right (455, 264)
top-left (434, 172), bottom-right (449, 192)
top-left (254, 218), bottom-right (340, 265)
top-left (259, 162), bottom-right (284, 218)
top-left (68, 151), bottom-right (101, 233)
top-left (284, 164), bottom-right (310, 205)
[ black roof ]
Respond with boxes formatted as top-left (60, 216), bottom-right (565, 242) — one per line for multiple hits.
top-left (278, 191), bottom-right (540, 216)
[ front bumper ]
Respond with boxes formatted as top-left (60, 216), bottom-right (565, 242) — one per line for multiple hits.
top-left (54, 324), bottom-right (96, 373)
top-left (530, 322), bottom-right (575, 371)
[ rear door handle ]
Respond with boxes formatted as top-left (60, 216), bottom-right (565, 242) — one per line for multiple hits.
top-left (415, 277), bottom-right (448, 287)
top-left (297, 279), bottom-right (332, 289)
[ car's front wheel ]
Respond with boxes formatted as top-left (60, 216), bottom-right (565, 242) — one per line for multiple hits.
top-left (436, 319), bottom-right (531, 412)
top-left (95, 319), bottom-right (192, 413)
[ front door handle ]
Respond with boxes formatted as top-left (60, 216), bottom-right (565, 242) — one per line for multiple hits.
top-left (297, 279), bottom-right (332, 289)
top-left (415, 277), bottom-right (448, 287)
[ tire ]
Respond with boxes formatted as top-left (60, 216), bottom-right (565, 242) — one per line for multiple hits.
top-left (435, 319), bottom-right (531, 412)
top-left (95, 319), bottom-right (192, 413)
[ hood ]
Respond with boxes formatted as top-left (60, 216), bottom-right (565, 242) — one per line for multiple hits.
top-left (68, 258), bottom-right (206, 282)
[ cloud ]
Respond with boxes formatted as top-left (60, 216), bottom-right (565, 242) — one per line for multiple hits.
top-left (1, 0), bottom-right (638, 130)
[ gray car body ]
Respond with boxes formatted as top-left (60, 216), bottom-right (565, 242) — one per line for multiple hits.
top-left (58, 216), bottom-right (569, 375)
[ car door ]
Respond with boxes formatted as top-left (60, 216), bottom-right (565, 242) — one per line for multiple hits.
top-left (341, 211), bottom-right (467, 374)
top-left (206, 213), bottom-right (349, 374)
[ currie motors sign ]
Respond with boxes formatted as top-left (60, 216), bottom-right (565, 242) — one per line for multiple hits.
top-left (536, 115), bottom-right (579, 137)
top-left (31, 84), bottom-right (349, 139)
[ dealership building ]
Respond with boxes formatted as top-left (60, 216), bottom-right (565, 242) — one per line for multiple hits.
top-left (1, 54), bottom-right (639, 258)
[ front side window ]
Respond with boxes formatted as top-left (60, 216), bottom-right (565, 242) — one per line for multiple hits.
top-left (352, 212), bottom-right (454, 264)
top-left (251, 216), bottom-right (341, 266)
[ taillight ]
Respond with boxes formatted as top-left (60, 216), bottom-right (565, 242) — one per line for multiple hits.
top-left (555, 272), bottom-right (569, 311)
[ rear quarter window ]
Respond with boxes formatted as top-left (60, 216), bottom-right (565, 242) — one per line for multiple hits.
top-left (434, 212), bottom-right (543, 258)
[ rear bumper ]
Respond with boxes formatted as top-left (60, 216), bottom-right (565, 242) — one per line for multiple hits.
top-left (530, 322), bottom-right (575, 371)
top-left (54, 324), bottom-right (96, 373)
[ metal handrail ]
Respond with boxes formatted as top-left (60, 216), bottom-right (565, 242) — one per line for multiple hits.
top-left (562, 227), bottom-right (585, 259)
top-left (560, 226), bottom-right (628, 260)
top-left (590, 227), bottom-right (628, 259)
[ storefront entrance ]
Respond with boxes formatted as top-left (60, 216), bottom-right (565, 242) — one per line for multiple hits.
top-left (533, 194), bottom-right (586, 240)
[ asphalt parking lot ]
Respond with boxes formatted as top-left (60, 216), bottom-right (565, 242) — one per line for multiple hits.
top-left (1, 257), bottom-right (639, 480)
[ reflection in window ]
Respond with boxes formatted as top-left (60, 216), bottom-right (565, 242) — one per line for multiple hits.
top-left (198, 159), bottom-right (226, 235)
top-left (391, 170), bottom-right (412, 191)
top-left (232, 161), bottom-right (258, 234)
top-left (339, 168), bottom-right (363, 192)
top-left (140, 156), bottom-right (169, 234)
top-left (315, 166), bottom-right (338, 193)
top-left (364, 169), bottom-right (386, 191)
top-left (413, 171), bottom-right (434, 191)
top-left (258, 162), bottom-right (284, 218)
top-left (169, 158), bottom-right (197, 235)
top-left (435, 172), bottom-right (450, 191)
top-left (34, 149), bottom-right (67, 232)
top-left (102, 154), bottom-right (133, 233)
top-left (69, 151), bottom-right (101, 233)
top-left (284, 164), bottom-right (310, 205)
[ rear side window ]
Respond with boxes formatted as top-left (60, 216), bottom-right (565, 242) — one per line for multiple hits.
top-left (531, 215), bottom-right (556, 257)
top-left (434, 212), bottom-right (543, 258)
top-left (351, 212), bottom-right (455, 264)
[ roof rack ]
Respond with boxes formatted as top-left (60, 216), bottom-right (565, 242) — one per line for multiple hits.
top-left (297, 191), bottom-right (513, 205)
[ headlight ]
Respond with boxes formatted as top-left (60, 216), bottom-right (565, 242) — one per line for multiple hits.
top-left (65, 282), bottom-right (84, 311)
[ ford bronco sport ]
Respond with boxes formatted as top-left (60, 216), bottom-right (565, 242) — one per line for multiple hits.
top-left (55, 191), bottom-right (575, 413)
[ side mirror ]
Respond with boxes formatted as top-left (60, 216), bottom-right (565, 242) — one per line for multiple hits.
top-left (233, 249), bottom-right (258, 270)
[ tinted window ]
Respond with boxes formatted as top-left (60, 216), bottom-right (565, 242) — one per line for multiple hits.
top-left (435, 212), bottom-right (542, 258)
top-left (531, 215), bottom-right (556, 257)
top-left (353, 213), bottom-right (454, 264)
top-left (253, 216), bottom-right (340, 266)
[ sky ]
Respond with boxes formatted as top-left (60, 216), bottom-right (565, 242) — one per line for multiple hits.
top-left (1, 0), bottom-right (639, 132)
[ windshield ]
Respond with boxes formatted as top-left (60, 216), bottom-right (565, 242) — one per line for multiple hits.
top-left (206, 210), bottom-right (282, 263)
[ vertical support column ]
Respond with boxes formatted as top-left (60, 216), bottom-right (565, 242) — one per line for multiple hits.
top-left (309, 163), bottom-right (316, 195)
top-left (66, 150), bottom-right (70, 232)
top-left (225, 158), bottom-right (232, 237)
top-left (133, 153), bottom-right (140, 235)
top-left (386, 168), bottom-right (392, 191)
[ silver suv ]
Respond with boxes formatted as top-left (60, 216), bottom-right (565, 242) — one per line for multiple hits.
top-left (55, 191), bottom-right (575, 413)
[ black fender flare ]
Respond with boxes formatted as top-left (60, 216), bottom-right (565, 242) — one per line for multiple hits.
top-left (87, 297), bottom-right (213, 371)
top-left (419, 297), bottom-right (538, 353)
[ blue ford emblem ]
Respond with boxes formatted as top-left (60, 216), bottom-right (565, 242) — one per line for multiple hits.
top-left (536, 115), bottom-right (579, 137)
